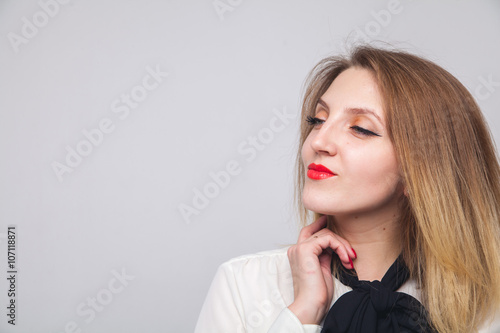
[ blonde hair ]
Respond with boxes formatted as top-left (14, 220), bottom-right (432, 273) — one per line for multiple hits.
top-left (293, 45), bottom-right (500, 332)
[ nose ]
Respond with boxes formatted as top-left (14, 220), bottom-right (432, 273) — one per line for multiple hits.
top-left (309, 121), bottom-right (338, 156)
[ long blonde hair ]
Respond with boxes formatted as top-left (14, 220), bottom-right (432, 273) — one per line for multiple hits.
top-left (293, 45), bottom-right (500, 332)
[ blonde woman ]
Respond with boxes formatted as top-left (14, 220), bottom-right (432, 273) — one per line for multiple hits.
top-left (194, 45), bottom-right (500, 333)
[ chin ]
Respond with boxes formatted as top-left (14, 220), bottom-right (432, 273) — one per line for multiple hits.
top-left (301, 195), bottom-right (334, 216)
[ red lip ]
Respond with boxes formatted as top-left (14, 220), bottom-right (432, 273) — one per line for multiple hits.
top-left (307, 163), bottom-right (336, 180)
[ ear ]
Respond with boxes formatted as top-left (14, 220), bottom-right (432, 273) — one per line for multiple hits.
top-left (396, 177), bottom-right (407, 197)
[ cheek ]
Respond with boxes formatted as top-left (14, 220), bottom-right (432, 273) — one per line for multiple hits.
top-left (345, 146), bottom-right (400, 190)
top-left (301, 136), bottom-right (313, 161)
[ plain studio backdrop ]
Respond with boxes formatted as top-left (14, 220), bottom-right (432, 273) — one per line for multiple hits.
top-left (0, 0), bottom-right (499, 332)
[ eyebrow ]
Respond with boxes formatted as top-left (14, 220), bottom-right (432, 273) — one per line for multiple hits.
top-left (317, 98), bottom-right (383, 126)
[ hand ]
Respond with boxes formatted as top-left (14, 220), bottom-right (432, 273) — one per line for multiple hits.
top-left (287, 215), bottom-right (356, 325)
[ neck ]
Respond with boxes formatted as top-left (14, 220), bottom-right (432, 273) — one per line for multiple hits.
top-left (331, 210), bottom-right (403, 282)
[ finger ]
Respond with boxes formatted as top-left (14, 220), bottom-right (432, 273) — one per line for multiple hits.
top-left (318, 250), bottom-right (332, 270)
top-left (298, 215), bottom-right (327, 242)
top-left (311, 228), bottom-right (356, 260)
top-left (330, 234), bottom-right (356, 260)
top-left (326, 236), bottom-right (353, 269)
top-left (307, 232), bottom-right (353, 268)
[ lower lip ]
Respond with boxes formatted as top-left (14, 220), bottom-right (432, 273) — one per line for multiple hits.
top-left (307, 169), bottom-right (335, 180)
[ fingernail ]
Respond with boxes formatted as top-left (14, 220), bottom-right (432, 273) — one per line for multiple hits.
top-left (351, 248), bottom-right (357, 259)
top-left (349, 257), bottom-right (354, 270)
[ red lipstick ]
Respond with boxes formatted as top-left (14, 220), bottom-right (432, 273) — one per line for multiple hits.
top-left (307, 163), bottom-right (336, 180)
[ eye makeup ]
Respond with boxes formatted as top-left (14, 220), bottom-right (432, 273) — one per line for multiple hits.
top-left (305, 115), bottom-right (382, 137)
top-left (305, 115), bottom-right (324, 126)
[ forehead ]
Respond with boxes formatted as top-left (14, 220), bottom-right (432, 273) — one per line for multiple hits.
top-left (319, 67), bottom-right (385, 121)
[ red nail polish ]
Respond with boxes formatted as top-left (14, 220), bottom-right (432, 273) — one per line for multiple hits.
top-left (349, 257), bottom-right (354, 269)
top-left (352, 248), bottom-right (357, 259)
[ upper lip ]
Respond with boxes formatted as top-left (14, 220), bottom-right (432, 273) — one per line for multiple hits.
top-left (308, 163), bottom-right (336, 175)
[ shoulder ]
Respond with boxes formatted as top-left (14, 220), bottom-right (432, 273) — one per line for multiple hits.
top-left (206, 247), bottom-right (296, 332)
top-left (220, 246), bottom-right (291, 272)
top-left (396, 278), bottom-right (422, 303)
top-left (479, 310), bottom-right (500, 332)
top-left (217, 247), bottom-right (293, 295)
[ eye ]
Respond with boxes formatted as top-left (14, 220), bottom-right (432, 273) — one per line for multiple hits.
top-left (305, 115), bottom-right (324, 126)
top-left (306, 115), bottom-right (382, 137)
top-left (350, 125), bottom-right (381, 137)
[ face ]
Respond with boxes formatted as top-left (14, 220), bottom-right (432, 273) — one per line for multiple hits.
top-left (301, 67), bottom-right (404, 218)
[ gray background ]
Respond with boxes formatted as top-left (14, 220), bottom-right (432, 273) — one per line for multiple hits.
top-left (0, 0), bottom-right (499, 332)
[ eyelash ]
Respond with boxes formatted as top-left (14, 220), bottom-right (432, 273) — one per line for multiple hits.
top-left (305, 115), bottom-right (381, 137)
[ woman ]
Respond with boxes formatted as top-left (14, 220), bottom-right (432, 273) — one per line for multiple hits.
top-left (194, 45), bottom-right (500, 333)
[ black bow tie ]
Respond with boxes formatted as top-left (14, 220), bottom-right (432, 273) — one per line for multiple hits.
top-left (321, 255), bottom-right (436, 333)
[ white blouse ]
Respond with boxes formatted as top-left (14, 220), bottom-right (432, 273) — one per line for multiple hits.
top-left (194, 247), bottom-right (500, 333)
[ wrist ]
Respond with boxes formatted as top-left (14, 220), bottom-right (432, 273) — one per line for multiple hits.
top-left (288, 301), bottom-right (325, 325)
